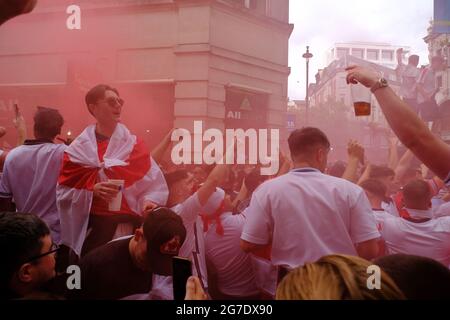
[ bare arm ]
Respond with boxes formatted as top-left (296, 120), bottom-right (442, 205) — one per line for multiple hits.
top-left (196, 143), bottom-right (235, 206)
top-left (387, 136), bottom-right (399, 170)
top-left (356, 238), bottom-right (379, 261)
top-left (342, 140), bottom-right (364, 183)
top-left (14, 114), bottom-right (27, 146)
top-left (240, 239), bottom-right (267, 253)
top-left (394, 149), bottom-right (414, 182)
top-left (357, 163), bottom-right (372, 185)
top-left (151, 129), bottom-right (174, 164)
top-left (346, 66), bottom-right (450, 180)
top-left (231, 178), bottom-right (248, 209)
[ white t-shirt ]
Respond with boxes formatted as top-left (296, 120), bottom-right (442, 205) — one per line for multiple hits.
top-left (241, 168), bottom-right (380, 269)
top-left (381, 200), bottom-right (400, 217)
top-left (0, 142), bottom-right (66, 243)
top-left (377, 213), bottom-right (450, 266)
top-left (372, 209), bottom-right (389, 229)
top-left (397, 64), bottom-right (420, 99)
top-left (205, 211), bottom-right (259, 297)
top-left (149, 193), bottom-right (208, 300)
top-left (434, 201), bottom-right (450, 218)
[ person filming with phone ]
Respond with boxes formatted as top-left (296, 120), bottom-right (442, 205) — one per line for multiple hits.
top-left (71, 207), bottom-right (186, 300)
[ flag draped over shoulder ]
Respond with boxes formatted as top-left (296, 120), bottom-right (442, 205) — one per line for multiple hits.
top-left (56, 123), bottom-right (168, 255)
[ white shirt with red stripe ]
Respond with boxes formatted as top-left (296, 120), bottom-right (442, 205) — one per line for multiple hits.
top-left (205, 211), bottom-right (259, 297)
top-left (56, 123), bottom-right (168, 255)
top-left (377, 208), bottom-right (450, 266)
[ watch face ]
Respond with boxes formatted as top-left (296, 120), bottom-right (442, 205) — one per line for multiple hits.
top-left (381, 78), bottom-right (388, 86)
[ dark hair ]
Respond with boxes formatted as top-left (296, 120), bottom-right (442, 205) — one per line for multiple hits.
top-left (369, 165), bottom-right (395, 179)
top-left (360, 179), bottom-right (388, 201)
top-left (288, 127), bottom-right (330, 158)
top-left (164, 169), bottom-right (189, 189)
top-left (0, 212), bottom-right (50, 297)
top-left (402, 179), bottom-right (431, 209)
top-left (33, 107), bottom-right (64, 140)
top-left (85, 84), bottom-right (120, 108)
top-left (328, 160), bottom-right (347, 177)
top-left (408, 55), bottom-right (419, 66)
top-left (143, 207), bottom-right (186, 250)
top-left (375, 254), bottom-right (450, 299)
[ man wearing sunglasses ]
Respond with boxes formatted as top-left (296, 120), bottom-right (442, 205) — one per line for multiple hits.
top-left (0, 212), bottom-right (58, 299)
top-left (57, 84), bottom-right (168, 259)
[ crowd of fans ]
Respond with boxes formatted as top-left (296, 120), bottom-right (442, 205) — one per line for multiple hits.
top-left (0, 69), bottom-right (450, 300)
top-left (1, 0), bottom-right (450, 301)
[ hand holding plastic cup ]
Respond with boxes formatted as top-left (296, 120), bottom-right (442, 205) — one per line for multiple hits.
top-left (350, 82), bottom-right (372, 116)
top-left (108, 179), bottom-right (125, 211)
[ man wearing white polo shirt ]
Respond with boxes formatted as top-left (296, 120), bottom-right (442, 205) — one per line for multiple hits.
top-left (377, 179), bottom-right (450, 266)
top-left (240, 127), bottom-right (380, 269)
top-left (0, 107), bottom-right (66, 243)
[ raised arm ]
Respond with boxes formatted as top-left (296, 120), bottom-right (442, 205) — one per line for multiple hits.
top-left (394, 149), bottom-right (414, 182)
top-left (342, 140), bottom-right (364, 183)
top-left (196, 142), bottom-right (235, 206)
top-left (357, 163), bottom-right (372, 186)
top-left (151, 129), bottom-right (174, 164)
top-left (346, 65), bottom-right (450, 180)
top-left (387, 135), bottom-right (399, 170)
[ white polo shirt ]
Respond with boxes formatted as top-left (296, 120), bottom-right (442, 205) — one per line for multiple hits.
top-left (378, 212), bottom-right (450, 266)
top-left (434, 201), bottom-right (450, 218)
top-left (205, 211), bottom-right (259, 297)
top-left (241, 168), bottom-right (380, 269)
top-left (0, 142), bottom-right (66, 243)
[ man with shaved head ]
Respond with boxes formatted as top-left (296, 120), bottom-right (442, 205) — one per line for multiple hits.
top-left (377, 179), bottom-right (450, 266)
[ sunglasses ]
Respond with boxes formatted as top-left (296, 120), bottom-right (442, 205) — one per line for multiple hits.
top-left (98, 97), bottom-right (124, 108)
top-left (26, 242), bottom-right (60, 263)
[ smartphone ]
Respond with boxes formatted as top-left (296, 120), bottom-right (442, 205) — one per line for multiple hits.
top-left (172, 256), bottom-right (192, 301)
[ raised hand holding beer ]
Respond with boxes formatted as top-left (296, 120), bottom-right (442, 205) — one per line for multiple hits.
top-left (346, 65), bottom-right (382, 117)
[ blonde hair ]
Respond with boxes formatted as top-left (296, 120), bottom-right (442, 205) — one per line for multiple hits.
top-left (276, 254), bottom-right (405, 300)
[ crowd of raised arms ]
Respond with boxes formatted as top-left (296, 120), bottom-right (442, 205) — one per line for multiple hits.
top-left (1, 0), bottom-right (450, 301)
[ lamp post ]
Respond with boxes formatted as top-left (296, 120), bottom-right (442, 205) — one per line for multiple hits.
top-left (302, 46), bottom-right (313, 126)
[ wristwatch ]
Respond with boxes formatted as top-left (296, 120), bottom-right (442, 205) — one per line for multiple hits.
top-left (370, 78), bottom-right (389, 93)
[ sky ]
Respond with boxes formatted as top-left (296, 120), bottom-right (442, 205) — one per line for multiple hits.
top-left (288, 0), bottom-right (434, 100)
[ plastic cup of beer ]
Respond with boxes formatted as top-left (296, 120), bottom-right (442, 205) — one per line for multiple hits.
top-left (350, 83), bottom-right (372, 116)
top-left (108, 179), bottom-right (125, 211)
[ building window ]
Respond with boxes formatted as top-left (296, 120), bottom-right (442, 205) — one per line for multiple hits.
top-left (351, 48), bottom-right (364, 59)
top-left (336, 47), bottom-right (349, 59)
top-left (367, 49), bottom-right (379, 61)
top-left (382, 50), bottom-right (394, 61)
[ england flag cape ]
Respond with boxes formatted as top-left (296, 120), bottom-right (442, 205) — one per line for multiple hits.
top-left (56, 123), bottom-right (168, 255)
